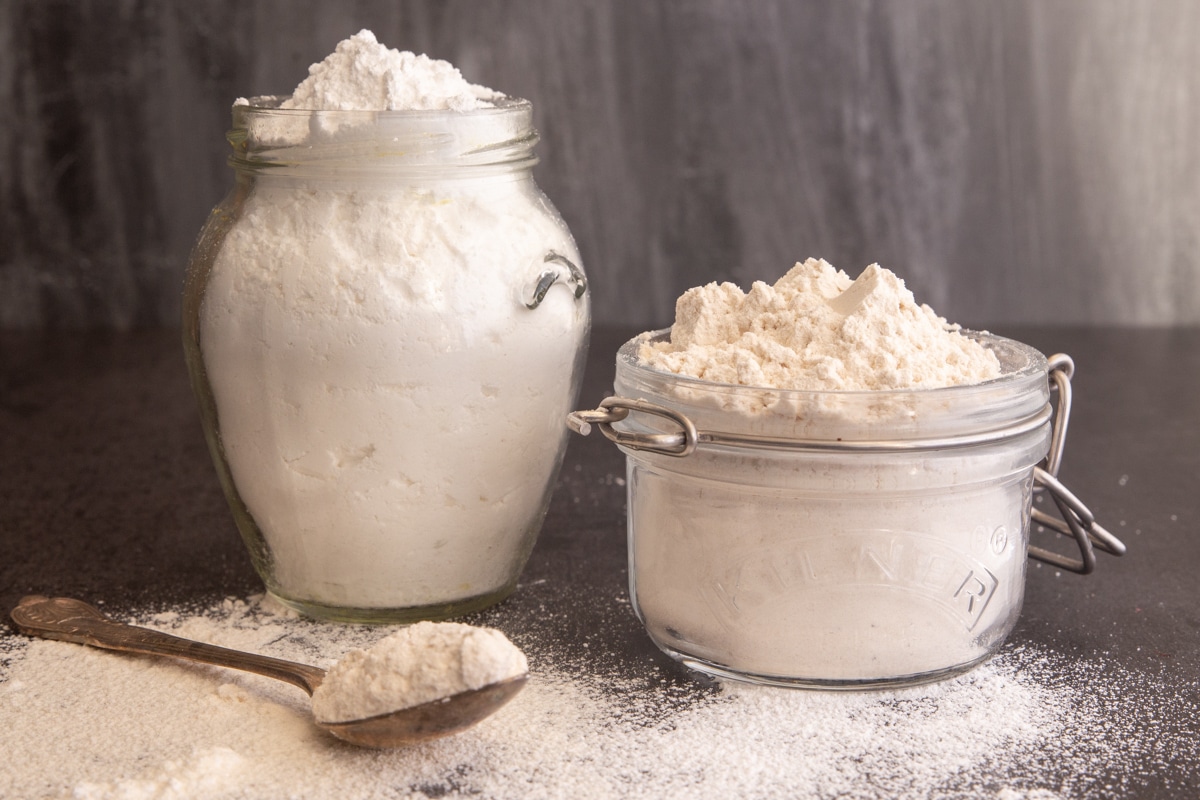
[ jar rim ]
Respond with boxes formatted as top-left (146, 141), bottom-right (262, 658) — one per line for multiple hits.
top-left (612, 330), bottom-right (1051, 444)
top-left (620, 329), bottom-right (1047, 399)
top-left (234, 94), bottom-right (532, 118)
top-left (226, 95), bottom-right (539, 173)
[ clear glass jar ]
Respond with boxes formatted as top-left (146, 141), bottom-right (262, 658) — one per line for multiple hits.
top-left (602, 331), bottom-right (1052, 687)
top-left (183, 97), bottom-right (590, 623)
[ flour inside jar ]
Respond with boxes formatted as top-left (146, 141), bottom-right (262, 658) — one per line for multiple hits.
top-left (619, 259), bottom-right (1045, 685)
top-left (189, 30), bottom-right (589, 620)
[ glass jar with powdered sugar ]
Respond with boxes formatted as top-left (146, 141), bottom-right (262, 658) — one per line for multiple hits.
top-left (571, 324), bottom-right (1124, 688)
top-left (183, 97), bottom-right (589, 623)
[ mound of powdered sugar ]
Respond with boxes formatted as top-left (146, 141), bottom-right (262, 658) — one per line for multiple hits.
top-left (311, 621), bottom-right (527, 724)
top-left (279, 29), bottom-right (499, 111)
top-left (640, 258), bottom-right (1000, 390)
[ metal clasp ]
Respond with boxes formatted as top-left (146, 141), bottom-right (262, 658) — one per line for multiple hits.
top-left (567, 397), bottom-right (698, 456)
top-left (1027, 354), bottom-right (1127, 574)
top-left (569, 352), bottom-right (1127, 575)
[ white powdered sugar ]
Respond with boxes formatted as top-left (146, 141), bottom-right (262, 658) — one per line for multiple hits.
top-left (281, 29), bottom-right (499, 112)
top-left (1, 594), bottom-right (1195, 799)
top-left (200, 31), bottom-right (587, 614)
top-left (640, 258), bottom-right (1000, 391)
top-left (201, 178), bottom-right (582, 611)
top-left (311, 621), bottom-right (527, 724)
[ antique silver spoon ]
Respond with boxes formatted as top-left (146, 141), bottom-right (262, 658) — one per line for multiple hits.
top-left (9, 595), bottom-right (526, 748)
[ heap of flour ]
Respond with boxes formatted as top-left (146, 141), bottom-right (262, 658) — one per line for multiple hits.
top-left (280, 29), bottom-right (499, 111)
top-left (311, 622), bottom-right (528, 724)
top-left (640, 259), bottom-right (1000, 391)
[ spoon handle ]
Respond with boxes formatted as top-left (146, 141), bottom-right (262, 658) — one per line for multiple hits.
top-left (10, 595), bottom-right (325, 695)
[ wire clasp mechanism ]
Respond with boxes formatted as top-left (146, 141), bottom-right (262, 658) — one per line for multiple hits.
top-left (1028, 355), bottom-right (1126, 574)
top-left (568, 352), bottom-right (1127, 576)
top-left (567, 396), bottom-right (698, 457)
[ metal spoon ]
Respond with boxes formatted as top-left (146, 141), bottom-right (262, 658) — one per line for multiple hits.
top-left (9, 595), bottom-right (526, 748)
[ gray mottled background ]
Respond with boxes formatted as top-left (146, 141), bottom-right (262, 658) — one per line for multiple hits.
top-left (2, 0), bottom-right (1197, 330)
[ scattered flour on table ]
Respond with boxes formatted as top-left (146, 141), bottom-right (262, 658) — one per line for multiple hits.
top-left (640, 259), bottom-right (1000, 390)
top-left (312, 621), bottom-right (527, 724)
top-left (1, 595), bottom-right (1195, 799)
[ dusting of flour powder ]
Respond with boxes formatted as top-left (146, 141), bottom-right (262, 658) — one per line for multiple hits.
top-left (311, 621), bottom-right (527, 724)
top-left (641, 258), bottom-right (1000, 390)
top-left (278, 29), bottom-right (499, 111)
top-left (2, 595), bottom-right (1198, 798)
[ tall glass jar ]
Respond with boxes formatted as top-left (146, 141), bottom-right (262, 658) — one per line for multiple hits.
top-left (183, 97), bottom-right (590, 623)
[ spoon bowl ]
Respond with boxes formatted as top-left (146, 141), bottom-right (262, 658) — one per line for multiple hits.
top-left (9, 595), bottom-right (526, 747)
top-left (322, 674), bottom-right (527, 747)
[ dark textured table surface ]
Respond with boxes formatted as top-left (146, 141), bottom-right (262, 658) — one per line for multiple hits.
top-left (2, 325), bottom-right (1198, 797)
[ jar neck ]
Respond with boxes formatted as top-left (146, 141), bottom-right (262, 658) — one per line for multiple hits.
top-left (226, 96), bottom-right (539, 179)
top-left (613, 331), bottom-right (1051, 445)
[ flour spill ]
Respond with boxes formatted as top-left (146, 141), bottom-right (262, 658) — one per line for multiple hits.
top-left (1, 594), bottom-right (1195, 799)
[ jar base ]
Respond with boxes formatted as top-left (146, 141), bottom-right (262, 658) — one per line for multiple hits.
top-left (665, 646), bottom-right (994, 691)
top-left (266, 583), bottom-right (517, 625)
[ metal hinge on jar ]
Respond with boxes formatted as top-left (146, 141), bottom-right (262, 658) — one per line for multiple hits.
top-left (1027, 355), bottom-right (1126, 574)
top-left (567, 352), bottom-right (1126, 576)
